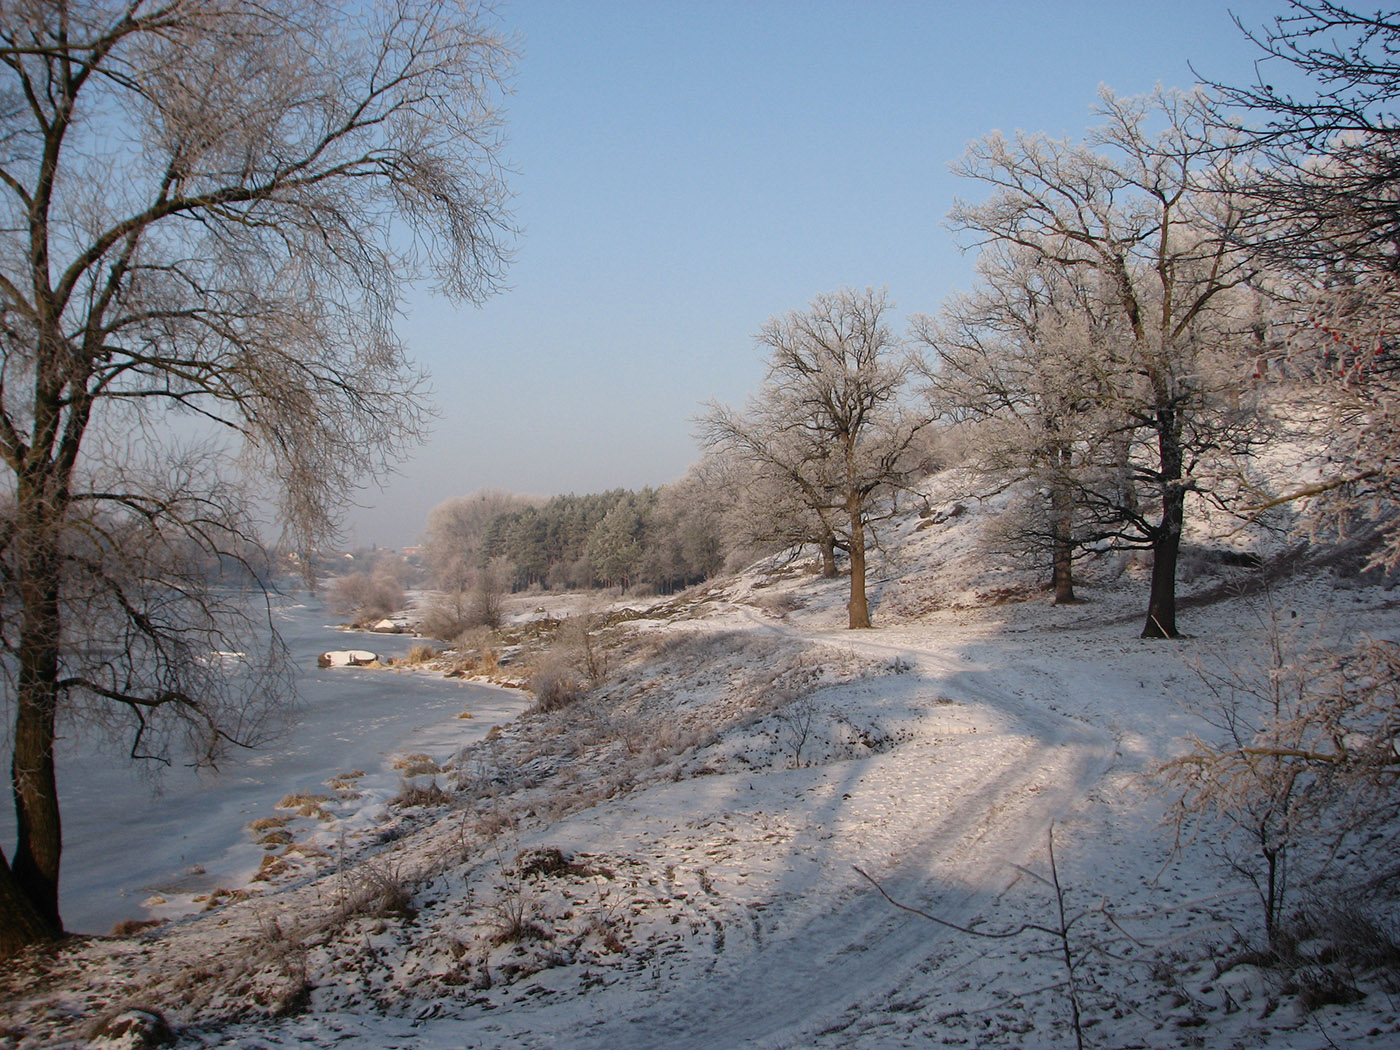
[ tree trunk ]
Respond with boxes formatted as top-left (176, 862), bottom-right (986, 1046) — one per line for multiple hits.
top-left (8, 495), bottom-right (67, 937)
top-left (1050, 472), bottom-right (1078, 605)
top-left (847, 503), bottom-right (872, 629)
top-left (1141, 520), bottom-right (1182, 638)
top-left (819, 532), bottom-right (838, 578)
top-left (1142, 412), bottom-right (1184, 639)
top-left (0, 851), bottom-right (55, 958)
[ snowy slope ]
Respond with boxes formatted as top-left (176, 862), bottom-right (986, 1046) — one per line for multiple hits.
top-left (3, 471), bottom-right (1399, 1050)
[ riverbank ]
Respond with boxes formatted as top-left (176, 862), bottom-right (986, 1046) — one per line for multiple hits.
top-left (4, 599), bottom-right (529, 935)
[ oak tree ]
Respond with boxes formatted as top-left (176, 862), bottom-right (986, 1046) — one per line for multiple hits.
top-left (950, 88), bottom-right (1259, 637)
top-left (914, 245), bottom-right (1124, 605)
top-left (701, 287), bottom-right (928, 629)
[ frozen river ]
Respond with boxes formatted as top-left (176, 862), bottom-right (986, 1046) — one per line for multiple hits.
top-left (0, 595), bottom-right (527, 934)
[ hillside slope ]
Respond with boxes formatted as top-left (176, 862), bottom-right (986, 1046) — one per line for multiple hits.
top-left (3, 471), bottom-right (1399, 1050)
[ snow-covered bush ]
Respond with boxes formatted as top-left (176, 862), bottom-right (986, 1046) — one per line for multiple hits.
top-left (1157, 604), bottom-right (1400, 947)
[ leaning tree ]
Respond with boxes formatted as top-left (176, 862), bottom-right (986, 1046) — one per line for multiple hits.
top-left (0, 0), bottom-right (514, 956)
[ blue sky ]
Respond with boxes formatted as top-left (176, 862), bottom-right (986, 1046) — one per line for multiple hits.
top-left (355, 0), bottom-right (1286, 547)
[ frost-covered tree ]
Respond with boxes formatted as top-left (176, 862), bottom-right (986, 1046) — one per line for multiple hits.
top-left (914, 245), bottom-right (1125, 604)
top-left (699, 446), bottom-right (844, 577)
top-left (422, 490), bottom-right (532, 635)
top-left (641, 471), bottom-right (725, 590)
top-left (0, 0), bottom-right (514, 956)
top-left (950, 88), bottom-right (1260, 637)
top-left (1208, 2), bottom-right (1400, 279)
top-left (1146, 4), bottom-right (1400, 943)
top-left (424, 491), bottom-right (534, 593)
top-left (700, 287), bottom-right (929, 629)
top-left (1207, 3), bottom-right (1400, 572)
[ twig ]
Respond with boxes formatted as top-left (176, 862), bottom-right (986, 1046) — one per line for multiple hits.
top-left (855, 824), bottom-right (1088, 1050)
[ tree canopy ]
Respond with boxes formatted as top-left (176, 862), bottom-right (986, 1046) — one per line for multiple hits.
top-left (0, 0), bottom-right (515, 956)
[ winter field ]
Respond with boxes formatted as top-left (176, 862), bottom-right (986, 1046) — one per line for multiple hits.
top-left (3, 472), bottom-right (1400, 1050)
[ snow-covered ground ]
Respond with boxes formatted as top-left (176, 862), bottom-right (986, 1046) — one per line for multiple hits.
top-left (3, 476), bottom-right (1399, 1050)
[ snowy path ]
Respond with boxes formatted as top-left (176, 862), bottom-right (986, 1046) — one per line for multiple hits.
top-left (336, 611), bottom-right (1126, 1050)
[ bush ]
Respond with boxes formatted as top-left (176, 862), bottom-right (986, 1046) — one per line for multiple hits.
top-left (530, 655), bottom-right (584, 711)
top-left (328, 570), bottom-right (403, 627)
top-left (391, 752), bottom-right (442, 776)
top-left (390, 778), bottom-right (449, 809)
top-left (400, 643), bottom-right (438, 666)
top-left (418, 593), bottom-right (469, 640)
top-left (444, 626), bottom-right (499, 674)
top-left (336, 859), bottom-right (417, 920)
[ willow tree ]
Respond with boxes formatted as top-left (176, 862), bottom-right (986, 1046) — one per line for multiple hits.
top-left (0, 0), bottom-right (514, 956)
top-left (701, 287), bottom-right (928, 629)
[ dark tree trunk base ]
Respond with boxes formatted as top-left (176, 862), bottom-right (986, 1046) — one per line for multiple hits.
top-left (0, 853), bottom-right (60, 959)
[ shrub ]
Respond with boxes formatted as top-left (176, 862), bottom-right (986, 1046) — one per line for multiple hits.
top-left (390, 778), bottom-right (449, 809)
top-left (1156, 604), bottom-right (1400, 948)
top-left (445, 625), bottom-right (500, 674)
top-left (401, 643), bottom-right (438, 666)
top-left (419, 593), bottom-right (469, 640)
top-left (751, 591), bottom-right (798, 618)
top-left (336, 859), bottom-right (416, 921)
top-left (530, 655), bottom-right (584, 711)
top-left (328, 570), bottom-right (403, 627)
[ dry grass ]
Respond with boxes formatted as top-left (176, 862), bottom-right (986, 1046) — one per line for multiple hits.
top-left (391, 778), bottom-right (449, 809)
top-left (109, 918), bottom-right (164, 937)
top-left (275, 792), bottom-right (333, 819)
top-left (277, 792), bottom-right (331, 810)
top-left (529, 654), bottom-right (584, 711)
top-left (335, 859), bottom-right (417, 921)
top-left (400, 643), bottom-right (439, 666)
top-left (391, 752), bottom-right (442, 776)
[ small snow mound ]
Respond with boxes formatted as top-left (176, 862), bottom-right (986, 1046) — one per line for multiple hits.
top-left (317, 649), bottom-right (378, 668)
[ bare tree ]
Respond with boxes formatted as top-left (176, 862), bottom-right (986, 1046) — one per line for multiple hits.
top-left (914, 244), bottom-right (1125, 604)
top-left (328, 556), bottom-right (406, 628)
top-left (950, 88), bottom-right (1259, 637)
top-left (1205, 2), bottom-right (1400, 277)
top-left (0, 0), bottom-right (514, 955)
top-left (640, 470), bottom-right (725, 590)
top-left (1148, 7), bottom-right (1400, 946)
top-left (1205, 3), bottom-right (1400, 573)
top-left (700, 287), bottom-right (929, 629)
top-left (698, 447), bottom-right (843, 577)
top-left (424, 490), bottom-right (532, 592)
top-left (422, 490), bottom-right (530, 636)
